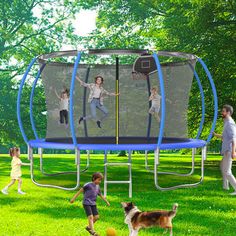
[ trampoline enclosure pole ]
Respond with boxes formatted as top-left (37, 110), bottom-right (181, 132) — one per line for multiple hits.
top-left (197, 58), bottom-right (218, 143)
top-left (70, 51), bottom-right (81, 147)
top-left (188, 62), bottom-right (206, 139)
top-left (152, 53), bottom-right (165, 147)
top-left (193, 69), bottom-right (205, 139)
top-left (116, 57), bottom-right (119, 144)
top-left (30, 63), bottom-right (46, 140)
top-left (17, 57), bottom-right (38, 144)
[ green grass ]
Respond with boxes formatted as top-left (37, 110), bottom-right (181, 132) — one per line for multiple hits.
top-left (0, 153), bottom-right (236, 236)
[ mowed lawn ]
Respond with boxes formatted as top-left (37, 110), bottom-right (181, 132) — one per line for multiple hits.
top-left (0, 152), bottom-right (236, 236)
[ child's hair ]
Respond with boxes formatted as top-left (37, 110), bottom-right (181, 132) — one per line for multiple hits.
top-left (63, 87), bottom-right (70, 96)
top-left (223, 104), bottom-right (233, 115)
top-left (61, 86), bottom-right (69, 98)
top-left (94, 75), bottom-right (104, 84)
top-left (61, 91), bottom-right (68, 98)
top-left (9, 147), bottom-right (20, 157)
top-left (151, 86), bottom-right (158, 91)
top-left (92, 172), bottom-right (103, 181)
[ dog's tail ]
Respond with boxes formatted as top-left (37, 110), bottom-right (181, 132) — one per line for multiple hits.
top-left (168, 203), bottom-right (178, 218)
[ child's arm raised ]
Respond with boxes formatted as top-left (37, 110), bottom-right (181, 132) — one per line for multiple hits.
top-left (99, 194), bottom-right (110, 206)
top-left (76, 76), bottom-right (91, 88)
top-left (54, 89), bottom-right (61, 99)
top-left (70, 188), bottom-right (83, 203)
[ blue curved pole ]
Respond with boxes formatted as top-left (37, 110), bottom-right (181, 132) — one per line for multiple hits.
top-left (30, 63), bottom-right (46, 140)
top-left (153, 53), bottom-right (166, 147)
top-left (70, 52), bottom-right (81, 147)
top-left (17, 58), bottom-right (38, 144)
top-left (188, 62), bottom-right (206, 139)
top-left (197, 58), bottom-right (218, 143)
top-left (193, 70), bottom-right (205, 139)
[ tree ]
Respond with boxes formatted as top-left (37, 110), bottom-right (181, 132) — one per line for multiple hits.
top-left (76, 0), bottom-right (236, 139)
top-left (0, 0), bottom-right (81, 147)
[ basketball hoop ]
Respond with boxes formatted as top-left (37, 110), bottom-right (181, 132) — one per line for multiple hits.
top-left (132, 54), bottom-right (157, 80)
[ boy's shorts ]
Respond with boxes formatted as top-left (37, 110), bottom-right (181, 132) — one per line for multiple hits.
top-left (83, 204), bottom-right (99, 216)
top-left (149, 106), bottom-right (160, 114)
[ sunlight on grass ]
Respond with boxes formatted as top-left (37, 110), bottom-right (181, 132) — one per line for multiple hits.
top-left (1, 153), bottom-right (236, 235)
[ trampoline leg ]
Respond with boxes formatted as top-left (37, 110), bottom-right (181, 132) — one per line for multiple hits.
top-left (145, 150), bottom-right (153, 173)
top-left (104, 150), bottom-right (132, 198)
top-left (154, 148), bottom-right (160, 187)
top-left (30, 147), bottom-right (80, 190)
top-left (38, 149), bottom-right (89, 176)
top-left (154, 146), bottom-right (206, 191)
top-left (83, 150), bottom-right (90, 172)
top-left (39, 147), bottom-right (43, 173)
top-left (146, 148), bottom-right (196, 176)
top-left (28, 145), bottom-right (33, 161)
top-left (128, 150), bottom-right (132, 198)
top-left (104, 151), bottom-right (108, 198)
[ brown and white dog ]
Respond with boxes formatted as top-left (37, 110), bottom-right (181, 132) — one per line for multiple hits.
top-left (121, 202), bottom-right (178, 236)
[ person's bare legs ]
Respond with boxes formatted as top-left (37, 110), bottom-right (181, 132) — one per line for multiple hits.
top-left (88, 215), bottom-right (94, 232)
top-left (86, 215), bottom-right (99, 235)
top-left (1, 179), bottom-right (16, 194)
top-left (18, 178), bottom-right (22, 191)
top-left (17, 178), bottom-right (25, 194)
top-left (93, 215), bottom-right (99, 224)
top-left (154, 112), bottom-right (160, 122)
top-left (7, 179), bottom-right (16, 188)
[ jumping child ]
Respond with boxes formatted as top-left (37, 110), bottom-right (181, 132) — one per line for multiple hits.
top-left (148, 86), bottom-right (171, 122)
top-left (70, 172), bottom-right (110, 236)
top-left (149, 86), bottom-right (162, 122)
top-left (1, 147), bottom-right (30, 195)
top-left (76, 76), bottom-right (119, 128)
top-left (55, 88), bottom-right (69, 128)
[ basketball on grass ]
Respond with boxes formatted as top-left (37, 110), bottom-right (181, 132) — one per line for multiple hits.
top-left (106, 227), bottom-right (117, 236)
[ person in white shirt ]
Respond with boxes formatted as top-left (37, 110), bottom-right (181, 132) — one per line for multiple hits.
top-left (213, 105), bottom-right (236, 195)
top-left (76, 76), bottom-right (119, 128)
top-left (55, 88), bottom-right (69, 128)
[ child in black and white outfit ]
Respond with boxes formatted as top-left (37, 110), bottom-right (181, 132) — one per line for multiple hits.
top-left (55, 88), bottom-right (69, 128)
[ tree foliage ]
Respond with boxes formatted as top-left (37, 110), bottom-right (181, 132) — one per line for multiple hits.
top-left (77, 0), bottom-right (236, 138)
top-left (0, 0), bottom-right (235, 148)
top-left (0, 0), bottom-right (80, 147)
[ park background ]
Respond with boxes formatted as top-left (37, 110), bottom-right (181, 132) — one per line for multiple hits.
top-left (0, 1), bottom-right (236, 236)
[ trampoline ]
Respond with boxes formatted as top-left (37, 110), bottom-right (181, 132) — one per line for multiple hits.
top-left (17, 49), bottom-right (218, 197)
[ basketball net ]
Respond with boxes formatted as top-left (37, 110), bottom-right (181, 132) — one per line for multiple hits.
top-left (131, 71), bottom-right (147, 80)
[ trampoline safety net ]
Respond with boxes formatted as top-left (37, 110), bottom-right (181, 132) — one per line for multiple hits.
top-left (40, 56), bottom-right (196, 142)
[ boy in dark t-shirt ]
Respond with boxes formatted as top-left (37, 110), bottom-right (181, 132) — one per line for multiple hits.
top-left (70, 172), bottom-right (110, 236)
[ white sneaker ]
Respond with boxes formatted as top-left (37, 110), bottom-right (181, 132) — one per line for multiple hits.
top-left (229, 191), bottom-right (236, 196)
top-left (1, 188), bottom-right (8, 195)
top-left (17, 190), bottom-right (26, 195)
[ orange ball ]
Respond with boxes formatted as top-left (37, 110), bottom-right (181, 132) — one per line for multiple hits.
top-left (106, 227), bottom-right (117, 236)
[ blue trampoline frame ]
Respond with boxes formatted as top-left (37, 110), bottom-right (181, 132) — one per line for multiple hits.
top-left (17, 50), bottom-right (218, 195)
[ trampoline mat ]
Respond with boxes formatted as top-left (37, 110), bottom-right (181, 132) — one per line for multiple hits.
top-left (45, 137), bottom-right (190, 144)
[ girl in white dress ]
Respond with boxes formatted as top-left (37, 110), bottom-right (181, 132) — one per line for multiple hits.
top-left (1, 147), bottom-right (30, 195)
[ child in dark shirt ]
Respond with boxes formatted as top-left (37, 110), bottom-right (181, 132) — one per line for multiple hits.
top-left (70, 172), bottom-right (110, 236)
